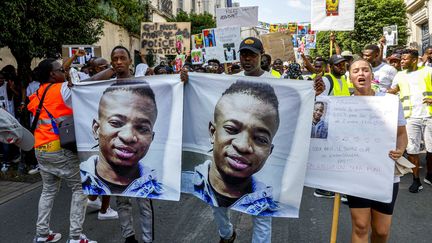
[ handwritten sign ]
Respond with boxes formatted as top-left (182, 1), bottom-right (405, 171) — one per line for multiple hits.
top-left (260, 32), bottom-right (295, 62)
top-left (305, 96), bottom-right (399, 203)
top-left (216, 6), bottom-right (258, 28)
top-left (140, 22), bottom-right (191, 55)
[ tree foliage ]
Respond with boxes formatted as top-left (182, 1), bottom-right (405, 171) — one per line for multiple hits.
top-left (312, 0), bottom-right (408, 58)
top-left (169, 11), bottom-right (216, 35)
top-left (98, 0), bottom-right (150, 35)
top-left (0, 0), bottom-right (103, 81)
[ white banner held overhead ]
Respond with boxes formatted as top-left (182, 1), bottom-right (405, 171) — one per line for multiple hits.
top-left (216, 6), bottom-right (259, 28)
top-left (310, 0), bottom-right (355, 31)
top-left (305, 95), bottom-right (399, 203)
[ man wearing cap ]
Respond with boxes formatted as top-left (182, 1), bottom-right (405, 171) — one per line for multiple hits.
top-left (0, 108), bottom-right (34, 151)
top-left (320, 54), bottom-right (350, 96)
top-left (387, 53), bottom-right (402, 71)
top-left (363, 44), bottom-right (397, 91)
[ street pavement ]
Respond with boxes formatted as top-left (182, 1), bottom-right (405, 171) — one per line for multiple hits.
top-left (1, 165), bottom-right (431, 243)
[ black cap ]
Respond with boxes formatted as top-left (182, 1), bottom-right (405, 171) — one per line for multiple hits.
top-left (328, 54), bottom-right (346, 65)
top-left (239, 37), bottom-right (264, 54)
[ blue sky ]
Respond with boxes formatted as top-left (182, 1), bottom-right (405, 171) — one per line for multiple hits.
top-left (236, 0), bottom-right (311, 23)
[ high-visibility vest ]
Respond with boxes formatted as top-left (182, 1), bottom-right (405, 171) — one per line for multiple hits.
top-left (27, 83), bottom-right (73, 147)
top-left (271, 69), bottom-right (281, 78)
top-left (397, 66), bottom-right (432, 118)
top-left (324, 73), bottom-right (350, 96)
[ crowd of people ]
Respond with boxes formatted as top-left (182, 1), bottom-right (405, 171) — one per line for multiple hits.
top-left (1, 32), bottom-right (432, 243)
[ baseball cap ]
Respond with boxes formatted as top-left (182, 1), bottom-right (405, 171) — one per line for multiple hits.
top-left (239, 37), bottom-right (264, 54)
top-left (328, 54), bottom-right (346, 65)
top-left (341, 51), bottom-right (353, 57)
top-left (388, 53), bottom-right (401, 61)
top-left (0, 109), bottom-right (34, 151)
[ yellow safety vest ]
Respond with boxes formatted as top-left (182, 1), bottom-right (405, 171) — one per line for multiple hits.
top-left (271, 69), bottom-right (281, 78)
top-left (325, 73), bottom-right (350, 96)
top-left (397, 66), bottom-right (432, 118)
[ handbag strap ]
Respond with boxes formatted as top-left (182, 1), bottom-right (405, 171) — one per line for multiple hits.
top-left (30, 83), bottom-right (55, 133)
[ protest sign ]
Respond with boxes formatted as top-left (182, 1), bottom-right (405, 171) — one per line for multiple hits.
top-left (181, 73), bottom-right (315, 218)
top-left (311, 0), bottom-right (355, 31)
top-left (288, 22), bottom-right (298, 35)
top-left (204, 26), bottom-right (241, 63)
top-left (72, 76), bottom-right (184, 200)
top-left (62, 45), bottom-right (101, 66)
top-left (174, 54), bottom-right (185, 72)
top-left (383, 25), bottom-right (398, 46)
top-left (140, 22), bottom-right (191, 55)
top-left (260, 32), bottom-right (296, 62)
top-left (269, 24), bottom-right (279, 33)
top-left (216, 6), bottom-right (258, 28)
top-left (192, 34), bottom-right (204, 50)
top-left (305, 96), bottom-right (399, 203)
top-left (191, 49), bottom-right (204, 65)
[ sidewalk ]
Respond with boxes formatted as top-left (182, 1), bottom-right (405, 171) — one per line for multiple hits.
top-left (0, 180), bottom-right (42, 205)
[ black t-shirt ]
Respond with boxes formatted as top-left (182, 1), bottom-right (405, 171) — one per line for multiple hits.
top-left (96, 169), bottom-right (128, 194)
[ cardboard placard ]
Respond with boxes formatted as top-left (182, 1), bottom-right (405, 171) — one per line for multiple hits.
top-left (140, 22), bottom-right (191, 55)
top-left (260, 32), bottom-right (295, 62)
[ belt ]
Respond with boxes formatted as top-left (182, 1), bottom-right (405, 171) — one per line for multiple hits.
top-left (35, 140), bottom-right (62, 152)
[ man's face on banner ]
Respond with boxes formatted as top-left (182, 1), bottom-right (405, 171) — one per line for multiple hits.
top-left (313, 103), bottom-right (325, 122)
top-left (210, 93), bottom-right (278, 179)
top-left (93, 90), bottom-right (156, 168)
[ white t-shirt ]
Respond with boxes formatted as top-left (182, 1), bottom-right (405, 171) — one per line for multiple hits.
top-left (392, 68), bottom-right (432, 118)
top-left (135, 63), bottom-right (149, 77)
top-left (26, 81), bottom-right (40, 96)
top-left (0, 83), bottom-right (14, 116)
top-left (235, 70), bottom-right (274, 78)
top-left (372, 62), bottom-right (397, 91)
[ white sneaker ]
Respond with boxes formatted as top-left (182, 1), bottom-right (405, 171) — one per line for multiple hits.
top-left (98, 207), bottom-right (119, 220)
top-left (34, 231), bottom-right (62, 242)
top-left (28, 165), bottom-right (40, 175)
top-left (86, 198), bottom-right (102, 210)
top-left (67, 234), bottom-right (97, 243)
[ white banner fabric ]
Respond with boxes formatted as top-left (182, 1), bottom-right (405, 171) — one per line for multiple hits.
top-left (181, 73), bottom-right (315, 218)
top-left (72, 76), bottom-right (183, 201)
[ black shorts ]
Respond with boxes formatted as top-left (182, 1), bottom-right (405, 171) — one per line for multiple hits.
top-left (346, 183), bottom-right (399, 215)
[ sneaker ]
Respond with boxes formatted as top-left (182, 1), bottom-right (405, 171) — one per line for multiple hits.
top-left (219, 231), bottom-right (236, 243)
top-left (98, 207), bottom-right (119, 220)
top-left (67, 234), bottom-right (97, 243)
top-left (424, 174), bottom-right (432, 186)
top-left (313, 189), bottom-right (335, 199)
top-left (341, 194), bottom-right (348, 203)
top-left (87, 198), bottom-right (102, 210)
top-left (34, 231), bottom-right (62, 243)
top-left (28, 165), bottom-right (40, 175)
top-left (409, 179), bottom-right (423, 193)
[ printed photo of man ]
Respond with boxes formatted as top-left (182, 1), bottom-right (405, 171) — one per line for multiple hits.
top-left (80, 81), bottom-right (168, 198)
top-left (184, 80), bottom-right (285, 216)
top-left (311, 101), bottom-right (328, 139)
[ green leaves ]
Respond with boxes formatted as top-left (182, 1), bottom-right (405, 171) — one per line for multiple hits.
top-left (169, 11), bottom-right (216, 35)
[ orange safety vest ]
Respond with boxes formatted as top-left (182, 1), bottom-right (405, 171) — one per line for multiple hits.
top-left (27, 83), bottom-right (73, 148)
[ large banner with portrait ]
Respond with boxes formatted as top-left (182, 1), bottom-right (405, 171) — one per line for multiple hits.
top-left (181, 73), bottom-right (315, 218)
top-left (305, 96), bottom-right (399, 203)
top-left (72, 76), bottom-right (184, 201)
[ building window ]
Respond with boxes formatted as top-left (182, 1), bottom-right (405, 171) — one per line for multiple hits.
top-left (421, 23), bottom-right (430, 55)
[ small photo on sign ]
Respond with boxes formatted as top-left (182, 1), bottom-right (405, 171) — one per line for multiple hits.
top-left (203, 29), bottom-right (216, 48)
top-left (223, 43), bottom-right (237, 62)
top-left (326, 0), bottom-right (340, 16)
top-left (383, 25), bottom-right (398, 46)
top-left (192, 34), bottom-right (204, 50)
top-left (176, 35), bottom-right (184, 54)
top-left (311, 101), bottom-right (328, 139)
top-left (84, 47), bottom-right (94, 63)
top-left (191, 49), bottom-right (204, 65)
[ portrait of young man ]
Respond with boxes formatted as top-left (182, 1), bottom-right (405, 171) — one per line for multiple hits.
top-left (182, 79), bottom-right (307, 217)
top-left (311, 101), bottom-right (328, 139)
top-left (80, 81), bottom-right (176, 198)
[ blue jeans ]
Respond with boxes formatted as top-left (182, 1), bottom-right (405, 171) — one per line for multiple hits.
top-left (212, 206), bottom-right (272, 243)
top-left (35, 148), bottom-right (87, 239)
top-left (117, 197), bottom-right (153, 242)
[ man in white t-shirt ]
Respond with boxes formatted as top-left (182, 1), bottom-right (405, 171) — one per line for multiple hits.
top-left (363, 44), bottom-right (397, 91)
top-left (391, 49), bottom-right (432, 193)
